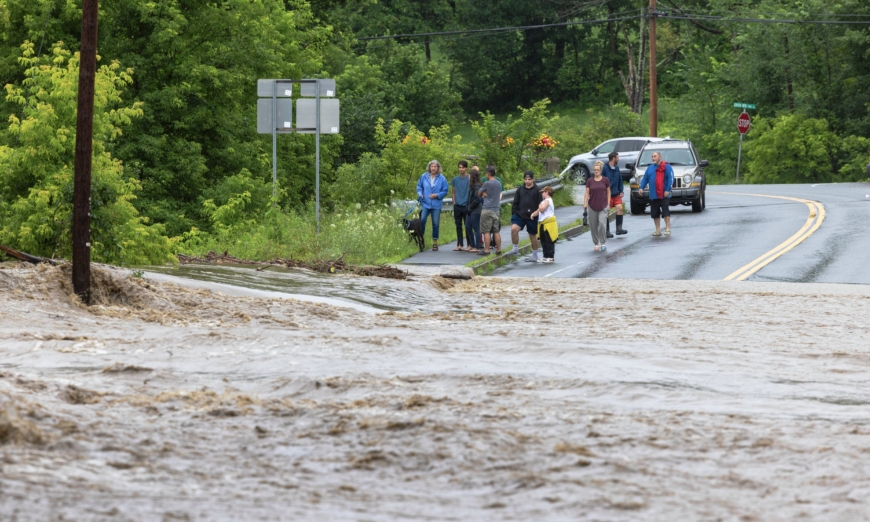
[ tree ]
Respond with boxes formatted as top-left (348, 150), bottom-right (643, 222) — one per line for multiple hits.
top-left (0, 42), bottom-right (175, 264)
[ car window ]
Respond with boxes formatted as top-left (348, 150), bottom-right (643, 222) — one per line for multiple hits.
top-left (595, 140), bottom-right (616, 154)
top-left (616, 140), bottom-right (643, 153)
top-left (638, 148), bottom-right (695, 167)
top-left (614, 140), bottom-right (633, 153)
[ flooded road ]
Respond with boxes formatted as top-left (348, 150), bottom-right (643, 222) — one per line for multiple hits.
top-left (2, 263), bottom-right (870, 520)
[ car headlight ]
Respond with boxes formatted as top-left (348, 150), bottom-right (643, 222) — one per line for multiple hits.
top-left (683, 174), bottom-right (692, 185)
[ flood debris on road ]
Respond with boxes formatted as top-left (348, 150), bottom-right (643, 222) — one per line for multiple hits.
top-left (177, 250), bottom-right (409, 279)
top-left (2, 262), bottom-right (870, 520)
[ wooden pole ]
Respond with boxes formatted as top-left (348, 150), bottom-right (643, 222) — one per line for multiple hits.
top-left (72, 0), bottom-right (99, 303)
top-left (649, 0), bottom-right (658, 137)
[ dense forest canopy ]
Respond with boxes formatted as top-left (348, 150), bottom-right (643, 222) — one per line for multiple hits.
top-left (0, 0), bottom-right (868, 263)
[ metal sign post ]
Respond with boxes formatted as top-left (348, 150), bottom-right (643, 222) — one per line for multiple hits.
top-left (734, 103), bottom-right (754, 182)
top-left (272, 81), bottom-right (277, 205)
top-left (257, 79), bottom-right (338, 234)
top-left (315, 80), bottom-right (321, 234)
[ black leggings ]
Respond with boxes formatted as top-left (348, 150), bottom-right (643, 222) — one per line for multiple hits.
top-left (540, 229), bottom-right (555, 259)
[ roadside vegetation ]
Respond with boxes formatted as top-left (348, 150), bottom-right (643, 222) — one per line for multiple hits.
top-left (0, 0), bottom-right (868, 265)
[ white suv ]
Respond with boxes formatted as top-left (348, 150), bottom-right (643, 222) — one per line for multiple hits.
top-left (560, 136), bottom-right (667, 182)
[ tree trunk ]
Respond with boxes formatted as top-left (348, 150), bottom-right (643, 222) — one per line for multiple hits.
top-left (618, 17), bottom-right (647, 114)
top-left (784, 36), bottom-right (794, 111)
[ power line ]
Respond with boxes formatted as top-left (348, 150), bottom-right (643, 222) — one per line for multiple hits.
top-left (356, 12), bottom-right (644, 41)
top-left (356, 10), bottom-right (870, 43)
top-left (657, 12), bottom-right (870, 25)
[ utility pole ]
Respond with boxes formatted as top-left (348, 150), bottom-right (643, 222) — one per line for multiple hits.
top-left (73, 0), bottom-right (99, 303)
top-left (649, 0), bottom-right (658, 137)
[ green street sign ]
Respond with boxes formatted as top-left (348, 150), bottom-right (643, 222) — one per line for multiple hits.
top-left (733, 102), bottom-right (756, 110)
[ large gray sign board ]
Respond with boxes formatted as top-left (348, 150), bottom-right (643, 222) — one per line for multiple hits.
top-left (257, 98), bottom-right (294, 134)
top-left (296, 98), bottom-right (340, 134)
top-left (300, 79), bottom-right (336, 97)
top-left (257, 79), bottom-right (292, 97)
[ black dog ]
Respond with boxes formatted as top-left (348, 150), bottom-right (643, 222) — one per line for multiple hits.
top-left (403, 217), bottom-right (425, 252)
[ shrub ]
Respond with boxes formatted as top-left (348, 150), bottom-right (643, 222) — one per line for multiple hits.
top-left (0, 42), bottom-right (176, 265)
top-left (471, 99), bottom-right (557, 185)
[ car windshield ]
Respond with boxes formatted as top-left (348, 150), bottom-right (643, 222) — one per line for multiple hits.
top-left (638, 148), bottom-right (695, 167)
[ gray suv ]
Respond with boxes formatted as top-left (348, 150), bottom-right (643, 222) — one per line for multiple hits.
top-left (560, 136), bottom-right (666, 182)
top-left (627, 139), bottom-right (708, 214)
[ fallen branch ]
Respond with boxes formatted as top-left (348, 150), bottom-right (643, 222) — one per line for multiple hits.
top-left (0, 245), bottom-right (58, 265)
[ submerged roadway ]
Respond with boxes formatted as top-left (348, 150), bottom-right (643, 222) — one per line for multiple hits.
top-left (493, 183), bottom-right (870, 284)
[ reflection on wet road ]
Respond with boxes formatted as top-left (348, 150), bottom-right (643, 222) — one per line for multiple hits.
top-left (493, 183), bottom-right (870, 284)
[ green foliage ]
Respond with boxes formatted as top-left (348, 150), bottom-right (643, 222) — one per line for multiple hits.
top-left (378, 119), bottom-right (465, 196)
top-left (182, 202), bottom-right (454, 266)
top-left (471, 99), bottom-right (556, 185)
top-left (0, 42), bottom-right (176, 265)
top-left (744, 114), bottom-right (870, 184)
top-left (363, 41), bottom-right (462, 131)
top-left (550, 104), bottom-right (642, 169)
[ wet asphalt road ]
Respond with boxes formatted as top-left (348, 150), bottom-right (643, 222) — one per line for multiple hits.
top-left (493, 183), bottom-right (870, 284)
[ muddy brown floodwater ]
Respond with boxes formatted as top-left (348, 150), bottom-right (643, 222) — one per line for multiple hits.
top-left (2, 262), bottom-right (870, 521)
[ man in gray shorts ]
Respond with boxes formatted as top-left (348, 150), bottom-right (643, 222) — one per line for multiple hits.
top-left (477, 165), bottom-right (502, 255)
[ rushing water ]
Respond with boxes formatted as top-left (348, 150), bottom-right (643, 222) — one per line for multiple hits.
top-left (142, 263), bottom-right (473, 314)
top-left (2, 264), bottom-right (870, 520)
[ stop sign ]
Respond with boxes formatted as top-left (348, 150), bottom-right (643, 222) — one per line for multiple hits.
top-left (737, 111), bottom-right (751, 134)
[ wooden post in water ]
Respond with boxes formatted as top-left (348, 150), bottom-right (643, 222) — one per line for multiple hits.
top-left (72, 0), bottom-right (99, 303)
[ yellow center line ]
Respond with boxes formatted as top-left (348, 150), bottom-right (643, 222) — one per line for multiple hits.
top-left (713, 192), bottom-right (826, 281)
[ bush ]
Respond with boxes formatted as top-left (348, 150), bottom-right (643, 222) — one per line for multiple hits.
top-left (0, 42), bottom-right (176, 265)
top-left (373, 118), bottom-right (467, 200)
top-left (745, 115), bottom-right (841, 184)
top-left (470, 99), bottom-right (556, 186)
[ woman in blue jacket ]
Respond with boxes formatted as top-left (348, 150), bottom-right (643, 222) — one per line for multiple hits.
top-left (416, 160), bottom-right (449, 251)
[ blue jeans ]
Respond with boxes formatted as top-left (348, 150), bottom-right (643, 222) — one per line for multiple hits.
top-left (420, 207), bottom-right (441, 241)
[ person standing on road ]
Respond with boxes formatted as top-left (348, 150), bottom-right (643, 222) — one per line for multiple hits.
top-left (451, 160), bottom-right (471, 251)
top-left (465, 166), bottom-right (483, 253)
top-left (583, 161), bottom-right (611, 252)
top-left (507, 171), bottom-right (543, 261)
top-left (638, 151), bottom-right (674, 237)
top-left (477, 165), bottom-right (503, 256)
top-left (531, 186), bottom-right (557, 263)
top-left (602, 152), bottom-right (626, 237)
top-left (416, 159), bottom-right (449, 251)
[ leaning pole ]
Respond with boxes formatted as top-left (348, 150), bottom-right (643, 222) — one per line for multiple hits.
top-left (72, 0), bottom-right (99, 303)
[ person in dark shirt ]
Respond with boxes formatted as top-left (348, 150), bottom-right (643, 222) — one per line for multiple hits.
top-left (601, 152), bottom-right (626, 237)
top-left (451, 160), bottom-right (471, 251)
top-left (507, 171), bottom-right (543, 261)
top-left (583, 161), bottom-right (611, 251)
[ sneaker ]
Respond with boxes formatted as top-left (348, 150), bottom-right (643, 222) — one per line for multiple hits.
top-left (663, 229), bottom-right (671, 236)
top-left (524, 257), bottom-right (539, 263)
top-left (652, 230), bottom-right (662, 237)
top-left (600, 245), bottom-right (607, 252)
top-left (506, 248), bottom-right (519, 256)
top-left (477, 250), bottom-right (491, 256)
top-left (542, 258), bottom-right (554, 263)
top-left (495, 250), bottom-right (503, 255)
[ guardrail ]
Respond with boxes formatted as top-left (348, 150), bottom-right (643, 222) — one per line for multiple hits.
top-left (394, 177), bottom-right (564, 214)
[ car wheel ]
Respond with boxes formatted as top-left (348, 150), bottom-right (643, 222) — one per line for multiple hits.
top-left (575, 165), bottom-right (589, 183)
top-left (702, 188), bottom-right (706, 209)
top-left (692, 190), bottom-right (704, 213)
top-left (630, 199), bottom-right (646, 215)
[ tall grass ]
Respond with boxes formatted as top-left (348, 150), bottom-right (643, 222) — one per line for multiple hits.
top-left (181, 186), bottom-right (571, 265)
